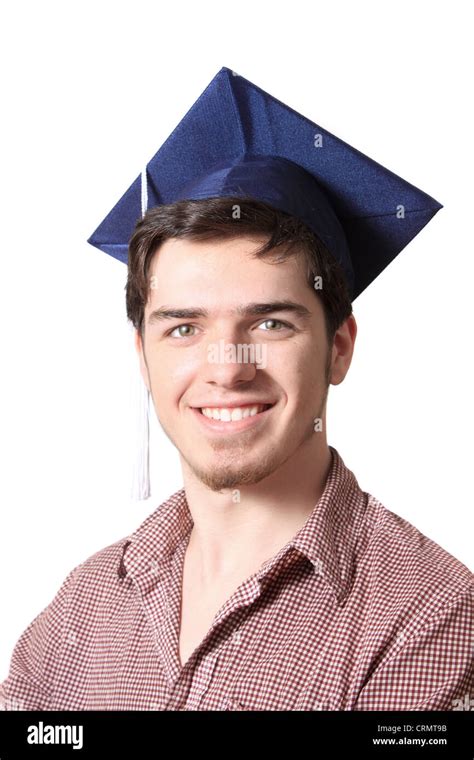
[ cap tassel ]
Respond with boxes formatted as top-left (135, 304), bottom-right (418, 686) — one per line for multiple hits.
top-left (130, 366), bottom-right (150, 501)
top-left (129, 164), bottom-right (151, 501)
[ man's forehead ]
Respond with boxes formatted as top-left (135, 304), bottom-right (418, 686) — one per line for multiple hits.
top-left (146, 236), bottom-right (308, 295)
top-left (148, 235), bottom-right (297, 270)
top-left (145, 247), bottom-right (315, 319)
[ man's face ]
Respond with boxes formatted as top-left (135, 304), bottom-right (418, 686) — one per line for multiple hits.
top-left (136, 236), bottom-right (337, 492)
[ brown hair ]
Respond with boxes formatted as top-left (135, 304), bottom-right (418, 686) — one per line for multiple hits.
top-left (125, 197), bottom-right (352, 345)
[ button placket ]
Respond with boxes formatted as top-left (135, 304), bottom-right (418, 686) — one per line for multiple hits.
top-left (185, 652), bottom-right (219, 710)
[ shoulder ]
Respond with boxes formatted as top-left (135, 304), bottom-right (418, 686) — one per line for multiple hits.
top-left (356, 493), bottom-right (472, 620)
top-left (348, 494), bottom-right (473, 710)
top-left (55, 535), bottom-right (132, 604)
top-left (31, 489), bottom-right (185, 616)
top-left (74, 535), bottom-right (130, 577)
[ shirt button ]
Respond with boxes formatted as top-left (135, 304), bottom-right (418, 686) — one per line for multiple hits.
top-left (232, 630), bottom-right (242, 644)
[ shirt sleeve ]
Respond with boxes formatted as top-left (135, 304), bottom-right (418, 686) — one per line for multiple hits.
top-left (0, 565), bottom-right (80, 711)
top-left (354, 586), bottom-right (474, 711)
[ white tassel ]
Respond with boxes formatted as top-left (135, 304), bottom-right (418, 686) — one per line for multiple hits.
top-left (130, 165), bottom-right (151, 501)
top-left (130, 365), bottom-right (151, 501)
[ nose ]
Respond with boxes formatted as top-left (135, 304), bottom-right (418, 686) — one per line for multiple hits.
top-left (201, 329), bottom-right (260, 386)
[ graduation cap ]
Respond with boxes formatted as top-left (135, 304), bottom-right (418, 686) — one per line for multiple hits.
top-left (87, 66), bottom-right (442, 500)
top-left (88, 65), bottom-right (442, 301)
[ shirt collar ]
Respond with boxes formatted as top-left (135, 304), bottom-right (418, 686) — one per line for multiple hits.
top-left (118, 446), bottom-right (367, 606)
top-left (266, 446), bottom-right (367, 604)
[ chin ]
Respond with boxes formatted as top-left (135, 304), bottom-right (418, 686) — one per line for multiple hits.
top-left (182, 448), bottom-right (284, 491)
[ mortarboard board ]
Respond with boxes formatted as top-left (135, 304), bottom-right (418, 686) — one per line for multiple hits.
top-left (87, 66), bottom-right (443, 501)
top-left (88, 65), bottom-right (442, 301)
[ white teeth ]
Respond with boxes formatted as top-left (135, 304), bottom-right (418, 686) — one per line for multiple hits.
top-left (200, 404), bottom-right (268, 421)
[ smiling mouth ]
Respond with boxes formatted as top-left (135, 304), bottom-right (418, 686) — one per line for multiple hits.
top-left (196, 403), bottom-right (274, 422)
top-left (189, 401), bottom-right (276, 435)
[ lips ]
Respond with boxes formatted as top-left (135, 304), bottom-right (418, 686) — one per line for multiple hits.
top-left (190, 401), bottom-right (276, 431)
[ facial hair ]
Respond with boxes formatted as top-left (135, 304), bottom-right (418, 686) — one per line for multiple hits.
top-left (156, 349), bottom-right (332, 493)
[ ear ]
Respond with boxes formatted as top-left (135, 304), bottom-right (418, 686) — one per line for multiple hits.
top-left (134, 329), bottom-right (151, 392)
top-left (329, 314), bottom-right (357, 386)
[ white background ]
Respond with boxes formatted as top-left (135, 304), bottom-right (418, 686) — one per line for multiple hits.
top-left (0, 0), bottom-right (472, 677)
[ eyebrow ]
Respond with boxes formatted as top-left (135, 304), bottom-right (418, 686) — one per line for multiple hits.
top-left (147, 300), bottom-right (313, 326)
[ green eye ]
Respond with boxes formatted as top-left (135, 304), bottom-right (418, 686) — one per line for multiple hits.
top-left (170, 324), bottom-right (196, 338)
top-left (258, 319), bottom-right (285, 330)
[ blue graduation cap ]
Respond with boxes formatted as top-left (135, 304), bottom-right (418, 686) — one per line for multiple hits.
top-left (88, 66), bottom-right (442, 301)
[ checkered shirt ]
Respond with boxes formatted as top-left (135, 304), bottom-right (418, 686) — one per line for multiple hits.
top-left (1, 446), bottom-right (472, 711)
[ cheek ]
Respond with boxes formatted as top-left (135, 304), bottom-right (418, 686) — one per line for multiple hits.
top-left (283, 353), bottom-right (326, 407)
top-left (147, 351), bottom-right (198, 401)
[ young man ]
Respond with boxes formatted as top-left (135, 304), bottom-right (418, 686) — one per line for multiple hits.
top-left (1, 68), bottom-right (472, 711)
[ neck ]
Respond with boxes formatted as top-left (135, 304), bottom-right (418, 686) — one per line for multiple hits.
top-left (180, 437), bottom-right (332, 587)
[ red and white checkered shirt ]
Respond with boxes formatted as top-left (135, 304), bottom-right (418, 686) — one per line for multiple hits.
top-left (1, 446), bottom-right (472, 711)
